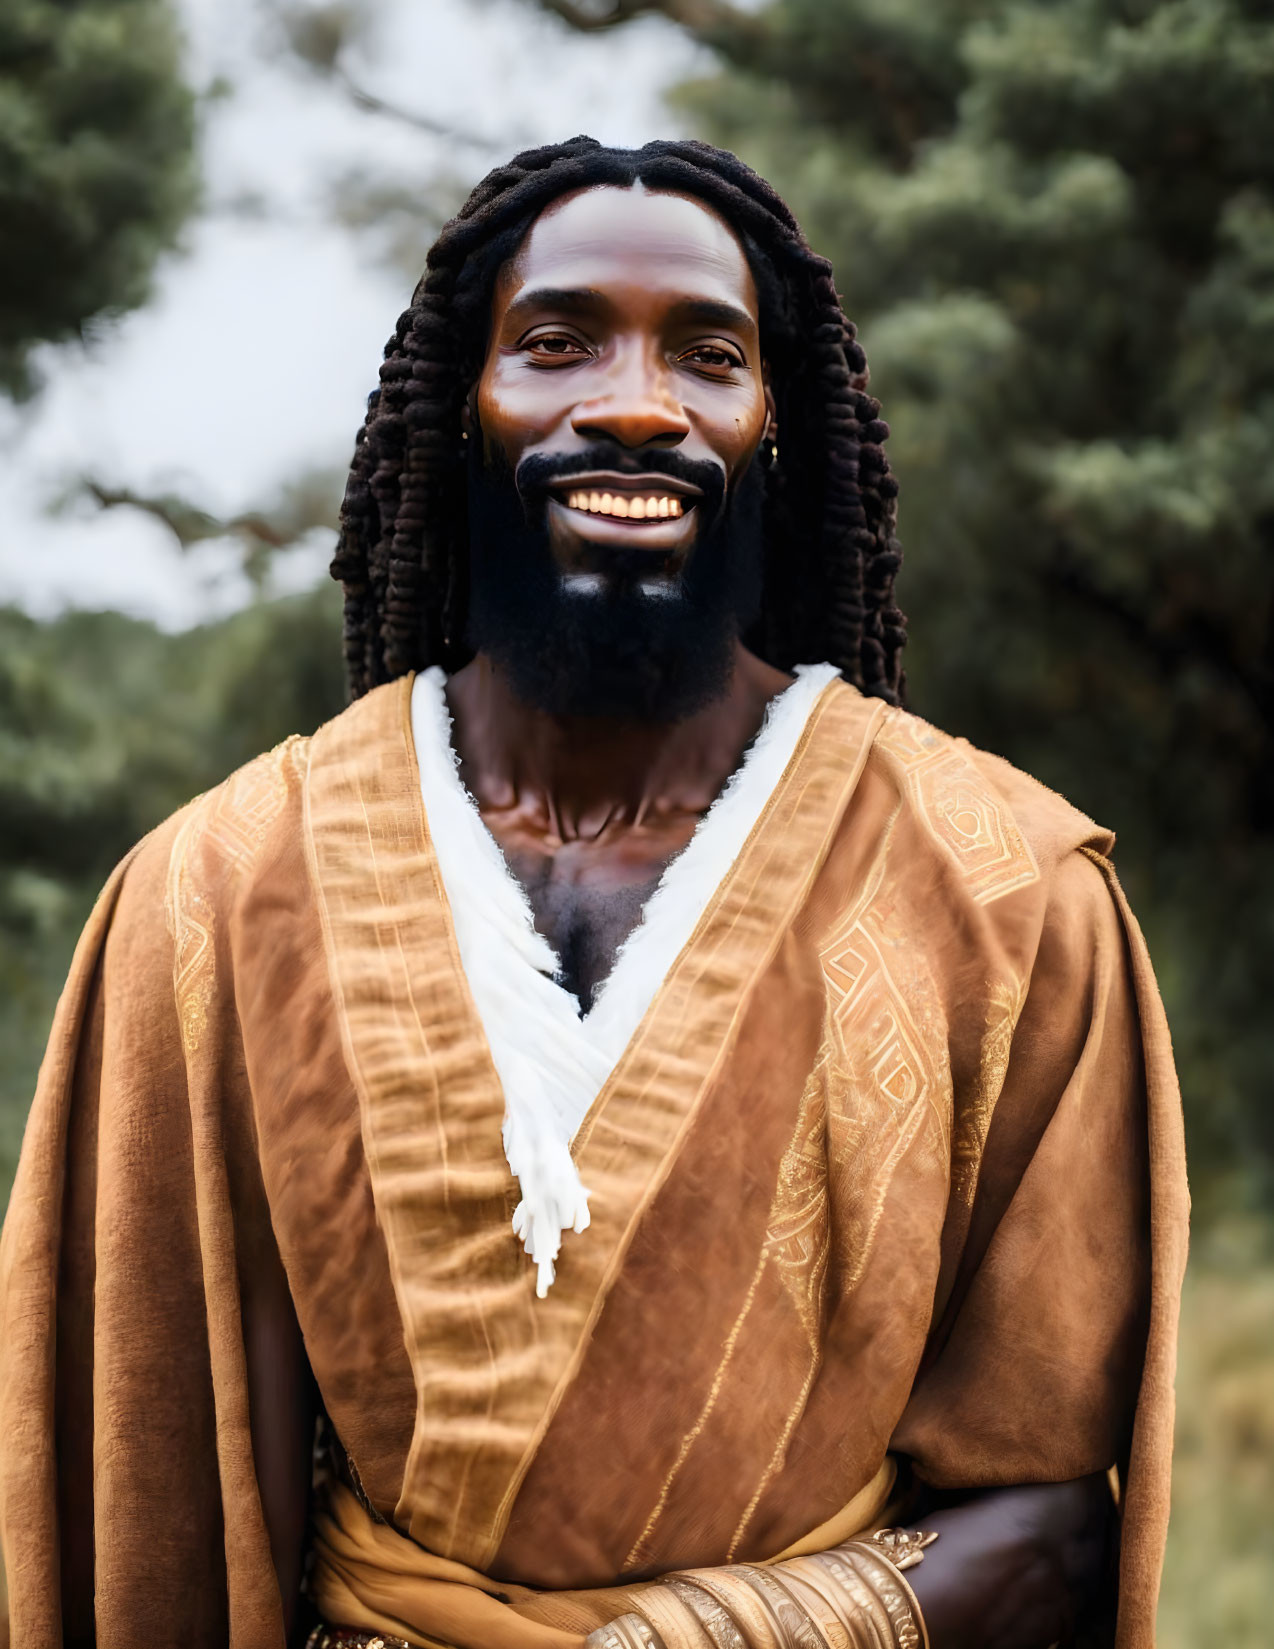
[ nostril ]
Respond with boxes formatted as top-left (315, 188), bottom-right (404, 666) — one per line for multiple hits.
top-left (573, 417), bottom-right (691, 450)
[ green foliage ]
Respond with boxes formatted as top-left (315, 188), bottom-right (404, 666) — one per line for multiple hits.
top-left (656, 0), bottom-right (1274, 1198)
top-left (0, 587), bottom-right (346, 1203)
top-left (1160, 1224), bottom-right (1274, 1646)
top-left (0, 0), bottom-right (197, 397)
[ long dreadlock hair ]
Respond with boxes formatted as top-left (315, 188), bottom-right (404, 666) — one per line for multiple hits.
top-left (332, 136), bottom-right (906, 704)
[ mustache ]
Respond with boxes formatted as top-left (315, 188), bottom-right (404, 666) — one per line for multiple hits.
top-left (513, 444), bottom-right (726, 519)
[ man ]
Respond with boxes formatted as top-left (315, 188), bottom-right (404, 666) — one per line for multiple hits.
top-left (0, 137), bottom-right (1187, 1649)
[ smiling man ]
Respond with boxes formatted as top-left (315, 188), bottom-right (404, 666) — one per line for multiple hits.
top-left (0, 138), bottom-right (1187, 1649)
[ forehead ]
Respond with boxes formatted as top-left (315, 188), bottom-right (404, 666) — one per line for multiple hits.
top-left (493, 182), bottom-right (759, 321)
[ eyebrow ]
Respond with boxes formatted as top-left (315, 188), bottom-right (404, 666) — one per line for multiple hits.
top-left (667, 297), bottom-right (757, 335)
top-left (503, 287), bottom-right (606, 327)
top-left (503, 286), bottom-right (757, 337)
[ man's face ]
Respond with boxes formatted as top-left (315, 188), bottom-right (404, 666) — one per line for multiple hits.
top-left (463, 183), bottom-right (775, 721)
top-left (475, 181), bottom-right (773, 586)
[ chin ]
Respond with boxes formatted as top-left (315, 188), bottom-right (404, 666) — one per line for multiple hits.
top-left (474, 577), bottom-right (739, 724)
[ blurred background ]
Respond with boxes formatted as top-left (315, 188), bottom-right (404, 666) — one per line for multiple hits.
top-left (1, 0), bottom-right (1271, 1640)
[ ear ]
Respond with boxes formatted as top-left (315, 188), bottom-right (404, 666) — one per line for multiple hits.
top-left (761, 364), bottom-right (778, 445)
top-left (460, 393), bottom-right (477, 438)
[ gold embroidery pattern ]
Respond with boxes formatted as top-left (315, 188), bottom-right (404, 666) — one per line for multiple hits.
top-left (950, 975), bottom-right (1026, 1210)
top-left (167, 830), bottom-right (214, 1059)
top-left (817, 891), bottom-right (951, 1298)
top-left (876, 714), bottom-right (1039, 906)
top-left (767, 1070), bottom-right (832, 1348)
top-left (723, 848), bottom-right (954, 1557)
top-left (165, 737), bottom-right (306, 1059)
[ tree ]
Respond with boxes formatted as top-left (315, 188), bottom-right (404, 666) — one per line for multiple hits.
top-left (528, 0), bottom-right (1274, 1201)
top-left (0, 590), bottom-right (346, 1201)
top-left (0, 0), bottom-right (197, 397)
top-left (0, 0), bottom-right (204, 1203)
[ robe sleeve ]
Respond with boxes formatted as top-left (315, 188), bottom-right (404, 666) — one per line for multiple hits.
top-left (891, 845), bottom-right (1189, 1649)
top-left (0, 815), bottom-right (309, 1648)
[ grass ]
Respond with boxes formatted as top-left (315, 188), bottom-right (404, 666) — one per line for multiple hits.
top-left (1158, 1223), bottom-right (1274, 1646)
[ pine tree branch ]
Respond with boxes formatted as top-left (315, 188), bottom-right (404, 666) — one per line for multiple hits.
top-left (270, 2), bottom-right (513, 149)
top-left (530, 1), bottom-right (937, 159)
top-left (83, 482), bottom-right (295, 551)
top-left (328, 63), bottom-right (510, 149)
top-left (531, 0), bottom-right (755, 41)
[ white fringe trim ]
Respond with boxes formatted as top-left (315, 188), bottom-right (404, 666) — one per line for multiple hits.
top-left (410, 662), bottom-right (838, 1296)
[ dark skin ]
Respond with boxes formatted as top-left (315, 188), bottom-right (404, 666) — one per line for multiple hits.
top-left (452, 181), bottom-right (790, 1008)
top-left (260, 185), bottom-right (1116, 1646)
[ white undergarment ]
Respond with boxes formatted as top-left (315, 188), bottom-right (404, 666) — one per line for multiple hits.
top-left (409, 662), bottom-right (839, 1296)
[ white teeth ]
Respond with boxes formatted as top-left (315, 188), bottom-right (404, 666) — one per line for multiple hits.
top-left (563, 490), bottom-right (687, 520)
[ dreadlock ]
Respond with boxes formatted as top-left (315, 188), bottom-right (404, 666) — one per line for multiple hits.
top-left (332, 136), bottom-right (906, 704)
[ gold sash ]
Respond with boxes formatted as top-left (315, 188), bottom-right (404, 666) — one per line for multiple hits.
top-left (311, 1462), bottom-right (899, 1649)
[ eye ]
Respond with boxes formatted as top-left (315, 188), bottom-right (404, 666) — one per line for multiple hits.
top-left (679, 342), bottom-right (744, 373)
top-left (523, 331), bottom-right (590, 364)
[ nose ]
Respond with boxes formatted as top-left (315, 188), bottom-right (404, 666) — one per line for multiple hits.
top-left (570, 342), bottom-right (691, 449)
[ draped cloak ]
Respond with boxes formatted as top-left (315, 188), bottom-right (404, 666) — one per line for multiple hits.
top-left (0, 674), bottom-right (1189, 1649)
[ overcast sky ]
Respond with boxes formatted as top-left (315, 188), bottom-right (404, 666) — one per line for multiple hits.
top-left (0, 0), bottom-right (704, 627)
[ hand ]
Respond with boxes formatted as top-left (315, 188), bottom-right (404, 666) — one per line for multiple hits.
top-left (903, 1474), bottom-right (1115, 1649)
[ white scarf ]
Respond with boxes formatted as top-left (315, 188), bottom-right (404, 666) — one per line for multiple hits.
top-left (409, 663), bottom-right (839, 1296)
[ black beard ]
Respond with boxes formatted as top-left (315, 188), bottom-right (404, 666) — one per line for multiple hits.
top-left (464, 441), bottom-right (764, 723)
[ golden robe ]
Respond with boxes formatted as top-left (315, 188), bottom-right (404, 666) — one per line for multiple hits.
top-left (0, 675), bottom-right (1189, 1649)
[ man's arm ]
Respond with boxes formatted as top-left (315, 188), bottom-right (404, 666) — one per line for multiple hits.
top-left (243, 1228), bottom-right (318, 1645)
top-left (907, 1476), bottom-right (1116, 1649)
top-left (885, 845), bottom-right (1161, 1647)
top-left (588, 1476), bottom-right (1115, 1649)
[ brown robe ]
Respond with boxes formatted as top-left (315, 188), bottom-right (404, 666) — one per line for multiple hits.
top-left (0, 674), bottom-right (1189, 1648)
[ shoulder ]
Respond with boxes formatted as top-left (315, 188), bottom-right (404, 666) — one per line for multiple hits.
top-left (850, 691), bottom-right (1115, 899)
top-left (103, 731), bottom-right (320, 966)
top-left (807, 682), bottom-right (1128, 974)
top-left (131, 732), bottom-right (312, 888)
top-left (813, 688), bottom-right (1145, 1045)
top-left (118, 679), bottom-right (408, 917)
top-left (80, 734), bottom-right (320, 1061)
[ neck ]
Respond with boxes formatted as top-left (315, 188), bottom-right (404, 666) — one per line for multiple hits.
top-left (444, 643), bottom-right (794, 842)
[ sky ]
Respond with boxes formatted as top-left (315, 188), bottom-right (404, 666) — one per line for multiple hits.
top-left (0, 0), bottom-right (705, 628)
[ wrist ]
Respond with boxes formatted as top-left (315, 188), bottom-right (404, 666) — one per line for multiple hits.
top-left (585, 1525), bottom-right (938, 1649)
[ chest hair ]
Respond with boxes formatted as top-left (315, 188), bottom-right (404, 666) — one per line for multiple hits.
top-left (508, 852), bottom-right (671, 1013)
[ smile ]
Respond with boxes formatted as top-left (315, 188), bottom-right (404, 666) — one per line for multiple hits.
top-left (563, 490), bottom-right (686, 521)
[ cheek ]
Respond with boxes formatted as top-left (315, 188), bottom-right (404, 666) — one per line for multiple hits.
top-left (715, 391), bottom-right (769, 477)
top-left (476, 361), bottom-right (561, 452)
top-left (475, 368), bottom-right (513, 445)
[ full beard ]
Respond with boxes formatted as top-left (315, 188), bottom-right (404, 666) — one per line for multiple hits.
top-left (464, 442), bottom-right (764, 723)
